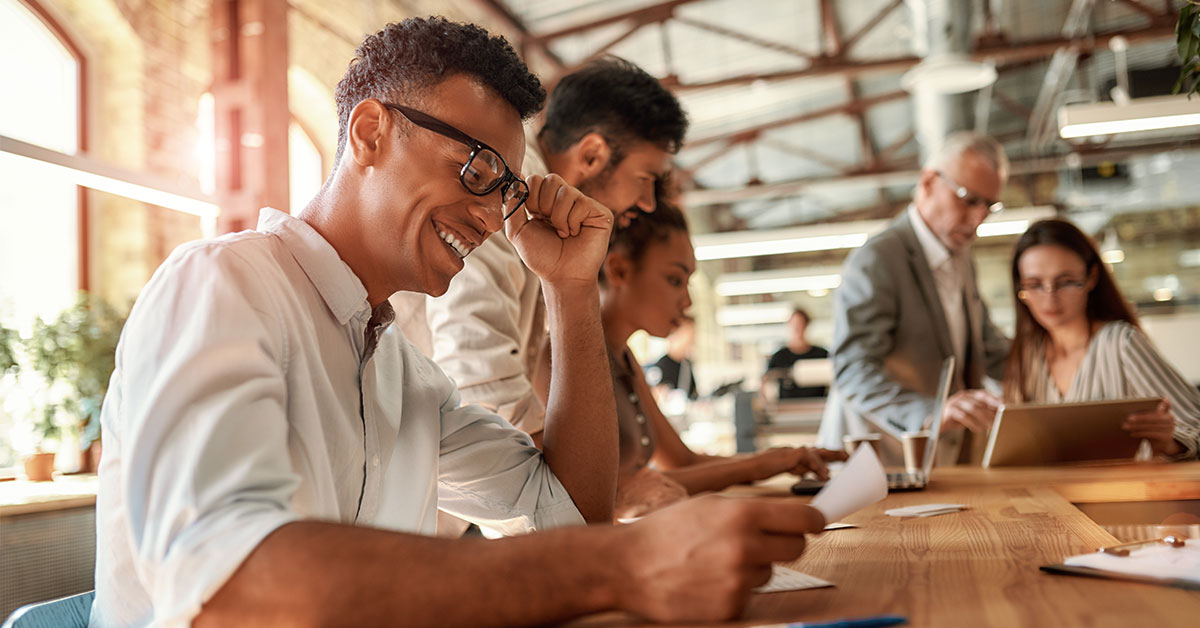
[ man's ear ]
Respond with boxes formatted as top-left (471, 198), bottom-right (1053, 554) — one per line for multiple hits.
top-left (575, 132), bottom-right (613, 178)
top-left (346, 99), bottom-right (390, 168)
top-left (916, 168), bottom-right (937, 200)
top-left (603, 250), bottom-right (633, 285)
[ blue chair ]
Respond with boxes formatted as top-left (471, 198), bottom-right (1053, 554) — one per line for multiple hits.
top-left (2, 591), bottom-right (94, 628)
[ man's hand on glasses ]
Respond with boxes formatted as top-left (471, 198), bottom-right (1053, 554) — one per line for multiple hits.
top-left (506, 173), bottom-right (614, 287)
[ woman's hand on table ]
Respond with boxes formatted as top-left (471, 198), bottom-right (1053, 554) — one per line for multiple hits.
top-left (751, 446), bottom-right (847, 481)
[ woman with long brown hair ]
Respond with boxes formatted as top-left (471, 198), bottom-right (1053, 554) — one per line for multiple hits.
top-left (1004, 219), bottom-right (1200, 459)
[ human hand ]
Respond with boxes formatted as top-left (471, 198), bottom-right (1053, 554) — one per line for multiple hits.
top-left (751, 447), bottom-right (847, 481)
top-left (1124, 399), bottom-right (1182, 457)
top-left (615, 495), bottom-right (825, 623)
top-left (615, 468), bottom-right (688, 520)
top-left (942, 389), bottom-right (1001, 433)
top-left (506, 173), bottom-right (613, 286)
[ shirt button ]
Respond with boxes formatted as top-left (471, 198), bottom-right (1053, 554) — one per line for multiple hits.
top-left (371, 455), bottom-right (380, 468)
top-left (628, 393), bottom-right (638, 404)
top-left (635, 414), bottom-right (645, 424)
top-left (641, 436), bottom-right (650, 447)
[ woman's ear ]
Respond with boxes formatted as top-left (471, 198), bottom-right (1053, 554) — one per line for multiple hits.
top-left (1086, 263), bottom-right (1100, 291)
top-left (603, 250), bottom-right (633, 286)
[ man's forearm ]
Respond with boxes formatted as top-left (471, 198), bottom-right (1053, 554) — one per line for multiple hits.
top-left (198, 520), bottom-right (626, 627)
top-left (540, 281), bottom-right (619, 522)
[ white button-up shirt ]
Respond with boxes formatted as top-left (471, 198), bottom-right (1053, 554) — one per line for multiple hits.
top-left (908, 205), bottom-right (968, 368)
top-left (91, 209), bottom-right (583, 628)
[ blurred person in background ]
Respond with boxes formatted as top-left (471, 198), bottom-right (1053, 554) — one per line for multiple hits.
top-left (764, 308), bottom-right (829, 400)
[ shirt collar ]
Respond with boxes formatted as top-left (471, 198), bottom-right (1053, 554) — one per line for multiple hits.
top-left (256, 208), bottom-right (369, 325)
top-left (907, 204), bottom-right (953, 270)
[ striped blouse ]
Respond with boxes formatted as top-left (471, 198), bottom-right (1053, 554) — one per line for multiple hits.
top-left (1021, 320), bottom-right (1200, 460)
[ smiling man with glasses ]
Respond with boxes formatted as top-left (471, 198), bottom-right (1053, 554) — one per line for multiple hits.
top-left (90, 17), bottom-right (824, 628)
top-left (823, 131), bottom-right (1012, 467)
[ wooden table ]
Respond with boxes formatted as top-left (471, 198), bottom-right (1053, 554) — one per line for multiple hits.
top-left (578, 462), bottom-right (1200, 627)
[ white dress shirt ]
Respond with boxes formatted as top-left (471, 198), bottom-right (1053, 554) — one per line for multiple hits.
top-left (908, 205), bottom-right (968, 369)
top-left (91, 209), bottom-right (583, 628)
top-left (393, 127), bottom-right (550, 434)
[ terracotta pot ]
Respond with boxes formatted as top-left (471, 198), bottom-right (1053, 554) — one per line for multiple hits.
top-left (24, 452), bottom-right (56, 482)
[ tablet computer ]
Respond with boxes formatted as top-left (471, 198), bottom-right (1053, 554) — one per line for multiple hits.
top-left (982, 398), bottom-right (1162, 468)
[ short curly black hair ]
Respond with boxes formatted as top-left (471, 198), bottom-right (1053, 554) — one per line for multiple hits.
top-left (539, 56), bottom-right (688, 166)
top-left (333, 16), bottom-right (545, 164)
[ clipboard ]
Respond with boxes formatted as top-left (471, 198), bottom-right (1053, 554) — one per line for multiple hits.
top-left (1039, 564), bottom-right (1200, 590)
top-left (1041, 536), bottom-right (1200, 590)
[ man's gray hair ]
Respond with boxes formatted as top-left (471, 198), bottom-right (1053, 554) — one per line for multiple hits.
top-left (923, 131), bottom-right (1009, 179)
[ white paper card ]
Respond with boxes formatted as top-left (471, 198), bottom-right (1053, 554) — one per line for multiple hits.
top-left (754, 564), bottom-right (835, 593)
top-left (809, 444), bottom-right (888, 522)
top-left (824, 522), bottom-right (858, 530)
top-left (885, 503), bottom-right (967, 518)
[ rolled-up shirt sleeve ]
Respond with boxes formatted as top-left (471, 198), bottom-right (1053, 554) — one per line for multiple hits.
top-left (434, 382), bottom-right (583, 535)
top-left (106, 242), bottom-right (301, 625)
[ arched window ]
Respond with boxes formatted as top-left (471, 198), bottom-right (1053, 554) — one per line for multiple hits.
top-left (289, 120), bottom-right (325, 215)
top-left (0, 0), bottom-right (84, 330)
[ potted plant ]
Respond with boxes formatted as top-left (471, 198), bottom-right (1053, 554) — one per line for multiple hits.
top-left (23, 292), bottom-right (126, 475)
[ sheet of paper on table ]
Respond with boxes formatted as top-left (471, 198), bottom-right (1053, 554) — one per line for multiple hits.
top-left (809, 444), bottom-right (888, 522)
top-left (754, 564), bottom-right (835, 593)
top-left (885, 503), bottom-right (967, 518)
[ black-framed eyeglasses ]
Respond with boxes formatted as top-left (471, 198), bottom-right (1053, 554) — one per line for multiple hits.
top-left (382, 102), bottom-right (528, 220)
top-left (936, 170), bottom-right (1004, 214)
top-left (1017, 278), bottom-right (1086, 301)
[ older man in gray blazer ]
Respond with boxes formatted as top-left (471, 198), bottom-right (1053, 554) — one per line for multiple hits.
top-left (821, 132), bottom-right (1011, 465)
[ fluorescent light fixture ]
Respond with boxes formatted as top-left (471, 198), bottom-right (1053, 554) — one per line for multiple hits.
top-left (694, 207), bottom-right (1056, 261)
top-left (1058, 95), bottom-right (1200, 139)
top-left (696, 233), bottom-right (869, 261)
top-left (716, 267), bottom-right (844, 297)
top-left (1153, 288), bottom-right (1173, 302)
top-left (715, 303), bottom-right (793, 326)
top-left (1101, 249), bottom-right (1125, 264)
top-left (901, 54), bottom-right (997, 94)
top-left (0, 134), bottom-right (219, 231)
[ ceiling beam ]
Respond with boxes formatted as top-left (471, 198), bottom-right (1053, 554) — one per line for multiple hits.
top-left (682, 138), bottom-right (1197, 207)
top-left (686, 90), bottom-right (908, 148)
top-left (819, 0), bottom-right (842, 56)
top-left (530, 0), bottom-right (705, 43)
top-left (672, 14), bottom-right (815, 62)
top-left (663, 24), bottom-right (1175, 92)
top-left (471, 0), bottom-right (567, 72)
top-left (1112, 0), bottom-right (1167, 19)
top-left (841, 0), bottom-right (905, 55)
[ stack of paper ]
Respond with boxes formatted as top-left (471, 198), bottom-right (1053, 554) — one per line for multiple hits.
top-left (884, 503), bottom-right (967, 518)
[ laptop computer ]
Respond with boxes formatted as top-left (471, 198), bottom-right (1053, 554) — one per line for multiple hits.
top-left (982, 397), bottom-right (1161, 467)
top-left (792, 355), bottom-right (955, 495)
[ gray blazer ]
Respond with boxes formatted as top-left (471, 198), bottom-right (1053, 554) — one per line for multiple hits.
top-left (824, 211), bottom-right (1009, 445)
